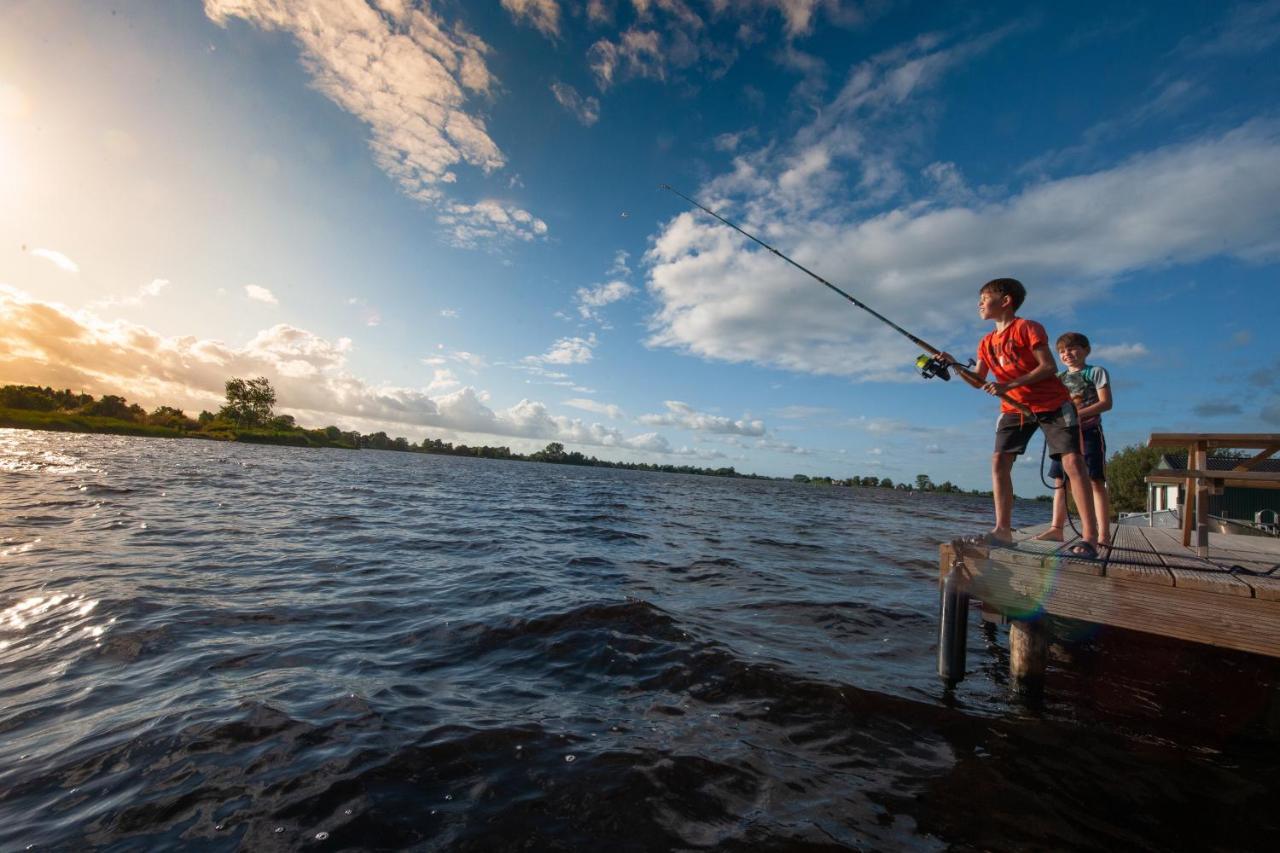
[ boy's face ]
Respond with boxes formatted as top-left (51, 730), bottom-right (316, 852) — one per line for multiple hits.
top-left (1058, 343), bottom-right (1089, 370)
top-left (978, 289), bottom-right (1009, 320)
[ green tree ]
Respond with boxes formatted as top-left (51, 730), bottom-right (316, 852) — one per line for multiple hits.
top-left (879, 477), bottom-right (894, 488)
top-left (220, 377), bottom-right (276, 427)
top-left (915, 473), bottom-right (934, 491)
top-left (1106, 443), bottom-right (1166, 515)
top-left (84, 395), bottom-right (133, 419)
top-left (0, 385), bottom-right (58, 411)
top-left (149, 405), bottom-right (197, 430)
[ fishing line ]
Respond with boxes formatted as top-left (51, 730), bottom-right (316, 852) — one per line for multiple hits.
top-left (658, 183), bottom-right (1036, 418)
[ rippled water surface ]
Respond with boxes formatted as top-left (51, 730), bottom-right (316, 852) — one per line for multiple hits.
top-left (2, 430), bottom-right (1278, 851)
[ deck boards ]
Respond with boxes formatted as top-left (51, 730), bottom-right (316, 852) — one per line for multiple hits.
top-left (1106, 526), bottom-right (1174, 586)
top-left (942, 521), bottom-right (1280, 659)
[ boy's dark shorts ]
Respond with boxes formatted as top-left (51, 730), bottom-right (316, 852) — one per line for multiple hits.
top-left (994, 402), bottom-right (1080, 460)
top-left (1048, 423), bottom-right (1106, 482)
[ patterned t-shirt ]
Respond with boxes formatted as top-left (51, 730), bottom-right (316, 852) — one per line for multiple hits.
top-left (1059, 364), bottom-right (1110, 429)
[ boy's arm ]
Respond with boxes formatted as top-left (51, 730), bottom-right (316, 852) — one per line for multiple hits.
top-left (983, 342), bottom-right (1057, 395)
top-left (1077, 384), bottom-right (1112, 419)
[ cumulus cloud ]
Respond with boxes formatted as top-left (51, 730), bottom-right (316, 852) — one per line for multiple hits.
top-left (638, 400), bottom-right (766, 436)
top-left (583, 1), bottom-right (874, 92)
top-left (526, 334), bottom-right (598, 365)
top-left (576, 280), bottom-right (634, 321)
top-left (245, 284), bottom-right (278, 304)
top-left (564, 397), bottom-right (623, 419)
top-left (647, 122), bottom-right (1280, 380)
top-left (204, 0), bottom-right (546, 246)
top-left (0, 285), bottom-right (680, 453)
top-left (91, 278), bottom-right (171, 310)
top-left (1091, 342), bottom-right (1150, 362)
top-left (28, 248), bottom-right (80, 273)
top-left (501, 0), bottom-right (561, 38)
top-left (437, 199), bottom-right (549, 247)
top-left (550, 81), bottom-right (600, 126)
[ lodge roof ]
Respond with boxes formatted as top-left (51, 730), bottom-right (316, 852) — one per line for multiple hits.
top-left (1157, 454), bottom-right (1280, 473)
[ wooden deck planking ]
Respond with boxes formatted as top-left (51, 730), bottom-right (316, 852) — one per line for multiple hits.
top-left (1106, 526), bottom-right (1174, 586)
top-left (1138, 527), bottom-right (1258, 597)
top-left (946, 541), bottom-right (1280, 658)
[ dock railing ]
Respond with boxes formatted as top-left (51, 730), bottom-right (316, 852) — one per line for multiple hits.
top-left (1145, 433), bottom-right (1280, 556)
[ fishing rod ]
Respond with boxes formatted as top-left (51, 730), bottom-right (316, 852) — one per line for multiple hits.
top-left (659, 183), bottom-right (1034, 418)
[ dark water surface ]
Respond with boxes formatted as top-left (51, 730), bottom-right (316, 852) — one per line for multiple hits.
top-left (2, 430), bottom-right (1278, 851)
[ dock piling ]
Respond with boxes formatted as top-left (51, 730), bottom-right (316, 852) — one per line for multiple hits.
top-left (938, 558), bottom-right (969, 683)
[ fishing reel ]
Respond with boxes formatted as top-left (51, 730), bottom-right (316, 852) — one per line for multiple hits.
top-left (916, 354), bottom-right (973, 381)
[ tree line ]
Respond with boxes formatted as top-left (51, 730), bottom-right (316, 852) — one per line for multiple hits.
top-left (0, 379), bottom-right (1178, 506)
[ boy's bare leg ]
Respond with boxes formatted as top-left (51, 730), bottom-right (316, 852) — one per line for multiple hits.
top-left (1059, 452), bottom-right (1098, 544)
top-left (1034, 480), bottom-right (1067, 540)
top-left (1092, 480), bottom-right (1111, 545)
top-left (990, 452), bottom-right (1016, 542)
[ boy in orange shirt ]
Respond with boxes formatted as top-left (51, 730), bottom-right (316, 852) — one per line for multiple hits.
top-left (961, 278), bottom-right (1100, 557)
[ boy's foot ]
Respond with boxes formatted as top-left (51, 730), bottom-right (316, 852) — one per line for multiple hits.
top-left (1033, 526), bottom-right (1064, 542)
top-left (1063, 541), bottom-right (1100, 560)
top-left (979, 529), bottom-right (1014, 546)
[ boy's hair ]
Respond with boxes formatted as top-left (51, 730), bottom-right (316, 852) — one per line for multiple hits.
top-left (1056, 332), bottom-right (1091, 350)
top-left (980, 277), bottom-right (1026, 311)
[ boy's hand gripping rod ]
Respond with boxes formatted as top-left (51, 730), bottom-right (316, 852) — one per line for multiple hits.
top-left (659, 184), bottom-right (1036, 418)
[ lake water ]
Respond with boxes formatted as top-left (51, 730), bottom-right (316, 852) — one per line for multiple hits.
top-left (2, 430), bottom-right (1278, 850)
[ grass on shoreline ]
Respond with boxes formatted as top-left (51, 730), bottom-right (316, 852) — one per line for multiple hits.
top-left (0, 407), bottom-right (349, 448)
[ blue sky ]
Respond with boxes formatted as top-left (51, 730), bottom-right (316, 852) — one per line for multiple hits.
top-left (2, 0), bottom-right (1279, 492)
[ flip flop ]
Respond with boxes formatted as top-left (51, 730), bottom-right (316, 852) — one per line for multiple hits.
top-left (974, 532), bottom-right (1014, 547)
top-left (1062, 541), bottom-right (1099, 560)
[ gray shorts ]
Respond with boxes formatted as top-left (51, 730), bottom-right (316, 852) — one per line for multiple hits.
top-left (994, 402), bottom-right (1080, 459)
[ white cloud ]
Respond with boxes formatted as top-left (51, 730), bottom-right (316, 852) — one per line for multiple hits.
top-left (90, 278), bottom-right (172, 310)
top-left (564, 397), bottom-right (623, 419)
top-left (501, 0), bottom-right (561, 38)
top-left (0, 285), bottom-right (679, 454)
top-left (550, 81), bottom-right (601, 126)
top-left (28, 248), bottom-right (80, 273)
top-left (1090, 342), bottom-right (1150, 362)
top-left (437, 199), bottom-right (549, 247)
top-left (425, 368), bottom-right (461, 394)
top-left (576, 280), bottom-right (634, 321)
top-left (245, 284), bottom-right (278, 304)
top-left (449, 350), bottom-right (488, 369)
top-left (589, 29), bottom-right (665, 89)
top-left (440, 308), bottom-right (459, 318)
top-left (638, 400), bottom-right (766, 436)
top-left (204, 0), bottom-right (546, 246)
top-left (647, 123), bottom-right (1280, 380)
top-left (526, 334), bottom-right (598, 365)
top-left (607, 249), bottom-right (631, 277)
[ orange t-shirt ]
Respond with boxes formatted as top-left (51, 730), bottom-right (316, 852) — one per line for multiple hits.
top-left (978, 318), bottom-right (1070, 414)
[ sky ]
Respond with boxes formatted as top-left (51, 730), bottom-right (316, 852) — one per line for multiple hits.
top-left (2, 0), bottom-right (1279, 493)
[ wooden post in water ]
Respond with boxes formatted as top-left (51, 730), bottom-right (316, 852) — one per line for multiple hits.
top-left (938, 545), bottom-right (969, 684)
top-left (1009, 618), bottom-right (1048, 685)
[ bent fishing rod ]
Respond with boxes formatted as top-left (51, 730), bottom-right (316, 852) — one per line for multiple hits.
top-left (659, 183), bottom-right (1034, 418)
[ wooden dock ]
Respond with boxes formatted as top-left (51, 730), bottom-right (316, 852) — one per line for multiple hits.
top-left (937, 522), bottom-right (1280, 684)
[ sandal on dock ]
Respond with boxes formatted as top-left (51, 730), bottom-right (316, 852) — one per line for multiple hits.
top-left (1062, 541), bottom-right (1100, 560)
